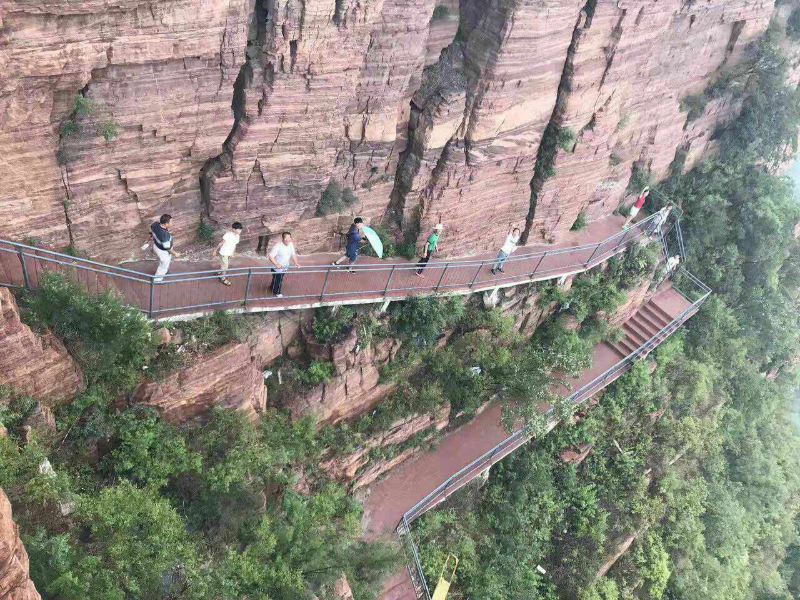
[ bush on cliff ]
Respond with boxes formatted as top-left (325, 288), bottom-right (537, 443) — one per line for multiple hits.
top-left (22, 273), bottom-right (154, 393)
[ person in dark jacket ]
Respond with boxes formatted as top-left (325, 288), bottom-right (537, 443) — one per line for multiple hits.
top-left (332, 217), bottom-right (365, 273)
top-left (148, 214), bottom-right (180, 282)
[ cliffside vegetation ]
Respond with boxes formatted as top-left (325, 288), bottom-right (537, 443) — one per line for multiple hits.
top-left (413, 25), bottom-right (800, 600)
top-left (0, 276), bottom-right (400, 600)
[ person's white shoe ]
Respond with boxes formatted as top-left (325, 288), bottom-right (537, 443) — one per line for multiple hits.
top-left (275, 293), bottom-right (283, 298)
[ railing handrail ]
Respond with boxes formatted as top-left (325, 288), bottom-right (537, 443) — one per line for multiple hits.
top-left (0, 211), bottom-right (664, 281)
top-left (0, 211), bottom-right (676, 319)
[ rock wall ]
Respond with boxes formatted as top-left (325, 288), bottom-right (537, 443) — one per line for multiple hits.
top-left (132, 310), bottom-right (301, 422)
top-left (0, 288), bottom-right (83, 403)
top-left (0, 0), bottom-right (780, 262)
top-left (0, 488), bottom-right (41, 600)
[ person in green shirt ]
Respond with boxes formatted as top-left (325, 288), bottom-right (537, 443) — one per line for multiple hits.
top-left (416, 223), bottom-right (443, 276)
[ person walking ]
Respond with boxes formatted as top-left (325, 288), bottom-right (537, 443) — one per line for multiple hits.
top-left (268, 231), bottom-right (300, 297)
top-left (624, 187), bottom-right (650, 228)
top-left (416, 223), bottom-right (443, 277)
top-left (216, 222), bottom-right (243, 286)
top-left (149, 214), bottom-right (180, 282)
top-left (491, 226), bottom-right (521, 275)
top-left (332, 217), bottom-right (364, 273)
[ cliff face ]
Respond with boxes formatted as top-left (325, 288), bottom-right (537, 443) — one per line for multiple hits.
top-left (0, 488), bottom-right (41, 600)
top-left (0, 288), bottom-right (83, 402)
top-left (0, 0), bottom-right (776, 261)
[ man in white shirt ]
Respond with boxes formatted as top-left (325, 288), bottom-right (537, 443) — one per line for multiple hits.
top-left (268, 231), bottom-right (301, 297)
top-left (216, 222), bottom-right (243, 286)
top-left (491, 227), bottom-right (521, 275)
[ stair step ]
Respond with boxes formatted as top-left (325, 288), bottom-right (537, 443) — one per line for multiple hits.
top-left (647, 301), bottom-right (674, 323)
top-left (626, 316), bottom-right (658, 340)
top-left (614, 336), bottom-right (640, 356)
top-left (637, 305), bottom-right (670, 331)
top-left (622, 321), bottom-right (651, 346)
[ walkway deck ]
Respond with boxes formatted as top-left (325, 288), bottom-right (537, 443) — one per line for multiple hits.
top-left (0, 215), bottom-right (658, 320)
top-left (369, 287), bottom-right (693, 599)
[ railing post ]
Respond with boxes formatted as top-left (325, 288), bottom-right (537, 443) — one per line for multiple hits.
top-left (148, 278), bottom-right (155, 319)
top-left (613, 226), bottom-right (633, 252)
top-left (468, 261), bottom-right (483, 288)
top-left (383, 265), bottom-right (396, 296)
top-left (530, 250), bottom-right (548, 279)
top-left (243, 268), bottom-right (253, 307)
top-left (434, 263), bottom-right (449, 292)
top-left (16, 248), bottom-right (30, 289)
top-left (319, 267), bottom-right (331, 302)
top-left (584, 241), bottom-right (602, 268)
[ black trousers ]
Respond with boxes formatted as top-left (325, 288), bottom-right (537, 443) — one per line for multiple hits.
top-left (271, 269), bottom-right (285, 295)
top-left (416, 253), bottom-right (432, 274)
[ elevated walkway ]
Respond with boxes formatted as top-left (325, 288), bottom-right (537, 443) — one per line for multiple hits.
top-left (0, 214), bottom-right (663, 320)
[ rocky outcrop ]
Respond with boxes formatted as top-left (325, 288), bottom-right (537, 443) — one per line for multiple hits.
top-left (321, 402), bottom-right (450, 489)
top-left (0, 488), bottom-right (41, 600)
top-left (0, 288), bottom-right (83, 402)
top-left (133, 341), bottom-right (268, 423)
top-left (132, 311), bottom-right (301, 423)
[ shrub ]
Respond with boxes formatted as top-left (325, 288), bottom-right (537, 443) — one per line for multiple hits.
top-left (571, 211), bottom-right (588, 231)
top-left (680, 93), bottom-right (709, 122)
top-left (316, 180), bottom-right (359, 216)
top-left (60, 121), bottom-right (79, 138)
top-left (626, 163), bottom-right (652, 195)
top-left (607, 243), bottom-right (659, 291)
top-left (294, 360), bottom-right (335, 387)
top-left (73, 95), bottom-right (96, 117)
top-left (97, 120), bottom-right (119, 142)
top-left (181, 311), bottom-right (251, 351)
top-left (197, 218), bottom-right (215, 244)
top-left (312, 306), bottom-right (355, 344)
top-left (389, 297), bottom-right (464, 346)
top-left (557, 127), bottom-right (577, 152)
top-left (22, 274), bottom-right (154, 393)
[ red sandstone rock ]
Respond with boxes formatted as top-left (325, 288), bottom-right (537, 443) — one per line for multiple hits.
top-left (333, 575), bottom-right (355, 600)
top-left (321, 402), bottom-right (450, 488)
top-left (0, 0), bottom-right (253, 261)
top-left (133, 342), bottom-right (267, 423)
top-left (0, 0), bottom-right (781, 263)
top-left (0, 488), bottom-right (42, 600)
top-left (0, 288), bottom-right (83, 403)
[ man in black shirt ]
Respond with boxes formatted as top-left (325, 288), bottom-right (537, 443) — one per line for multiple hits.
top-left (149, 214), bottom-right (180, 281)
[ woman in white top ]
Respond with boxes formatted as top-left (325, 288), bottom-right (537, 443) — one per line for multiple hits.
top-left (217, 222), bottom-right (243, 286)
top-left (268, 232), bottom-right (301, 297)
top-left (491, 227), bottom-right (521, 275)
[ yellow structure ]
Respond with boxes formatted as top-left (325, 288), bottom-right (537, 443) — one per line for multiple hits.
top-left (431, 555), bottom-right (459, 600)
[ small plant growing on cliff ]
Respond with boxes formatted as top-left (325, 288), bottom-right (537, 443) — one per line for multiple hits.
top-left (197, 218), bottom-right (215, 244)
top-left (312, 306), bottom-right (355, 344)
top-left (570, 211), bottom-right (588, 231)
top-left (557, 127), bottom-right (577, 152)
top-left (680, 93), bottom-right (709, 122)
top-left (295, 360), bottom-right (335, 387)
top-left (74, 95), bottom-right (97, 117)
top-left (316, 180), bottom-right (359, 216)
top-left (98, 119), bottom-right (120, 142)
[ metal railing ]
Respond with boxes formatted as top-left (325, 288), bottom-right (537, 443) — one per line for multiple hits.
top-left (395, 266), bottom-right (711, 599)
top-left (0, 212), bottom-right (669, 320)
